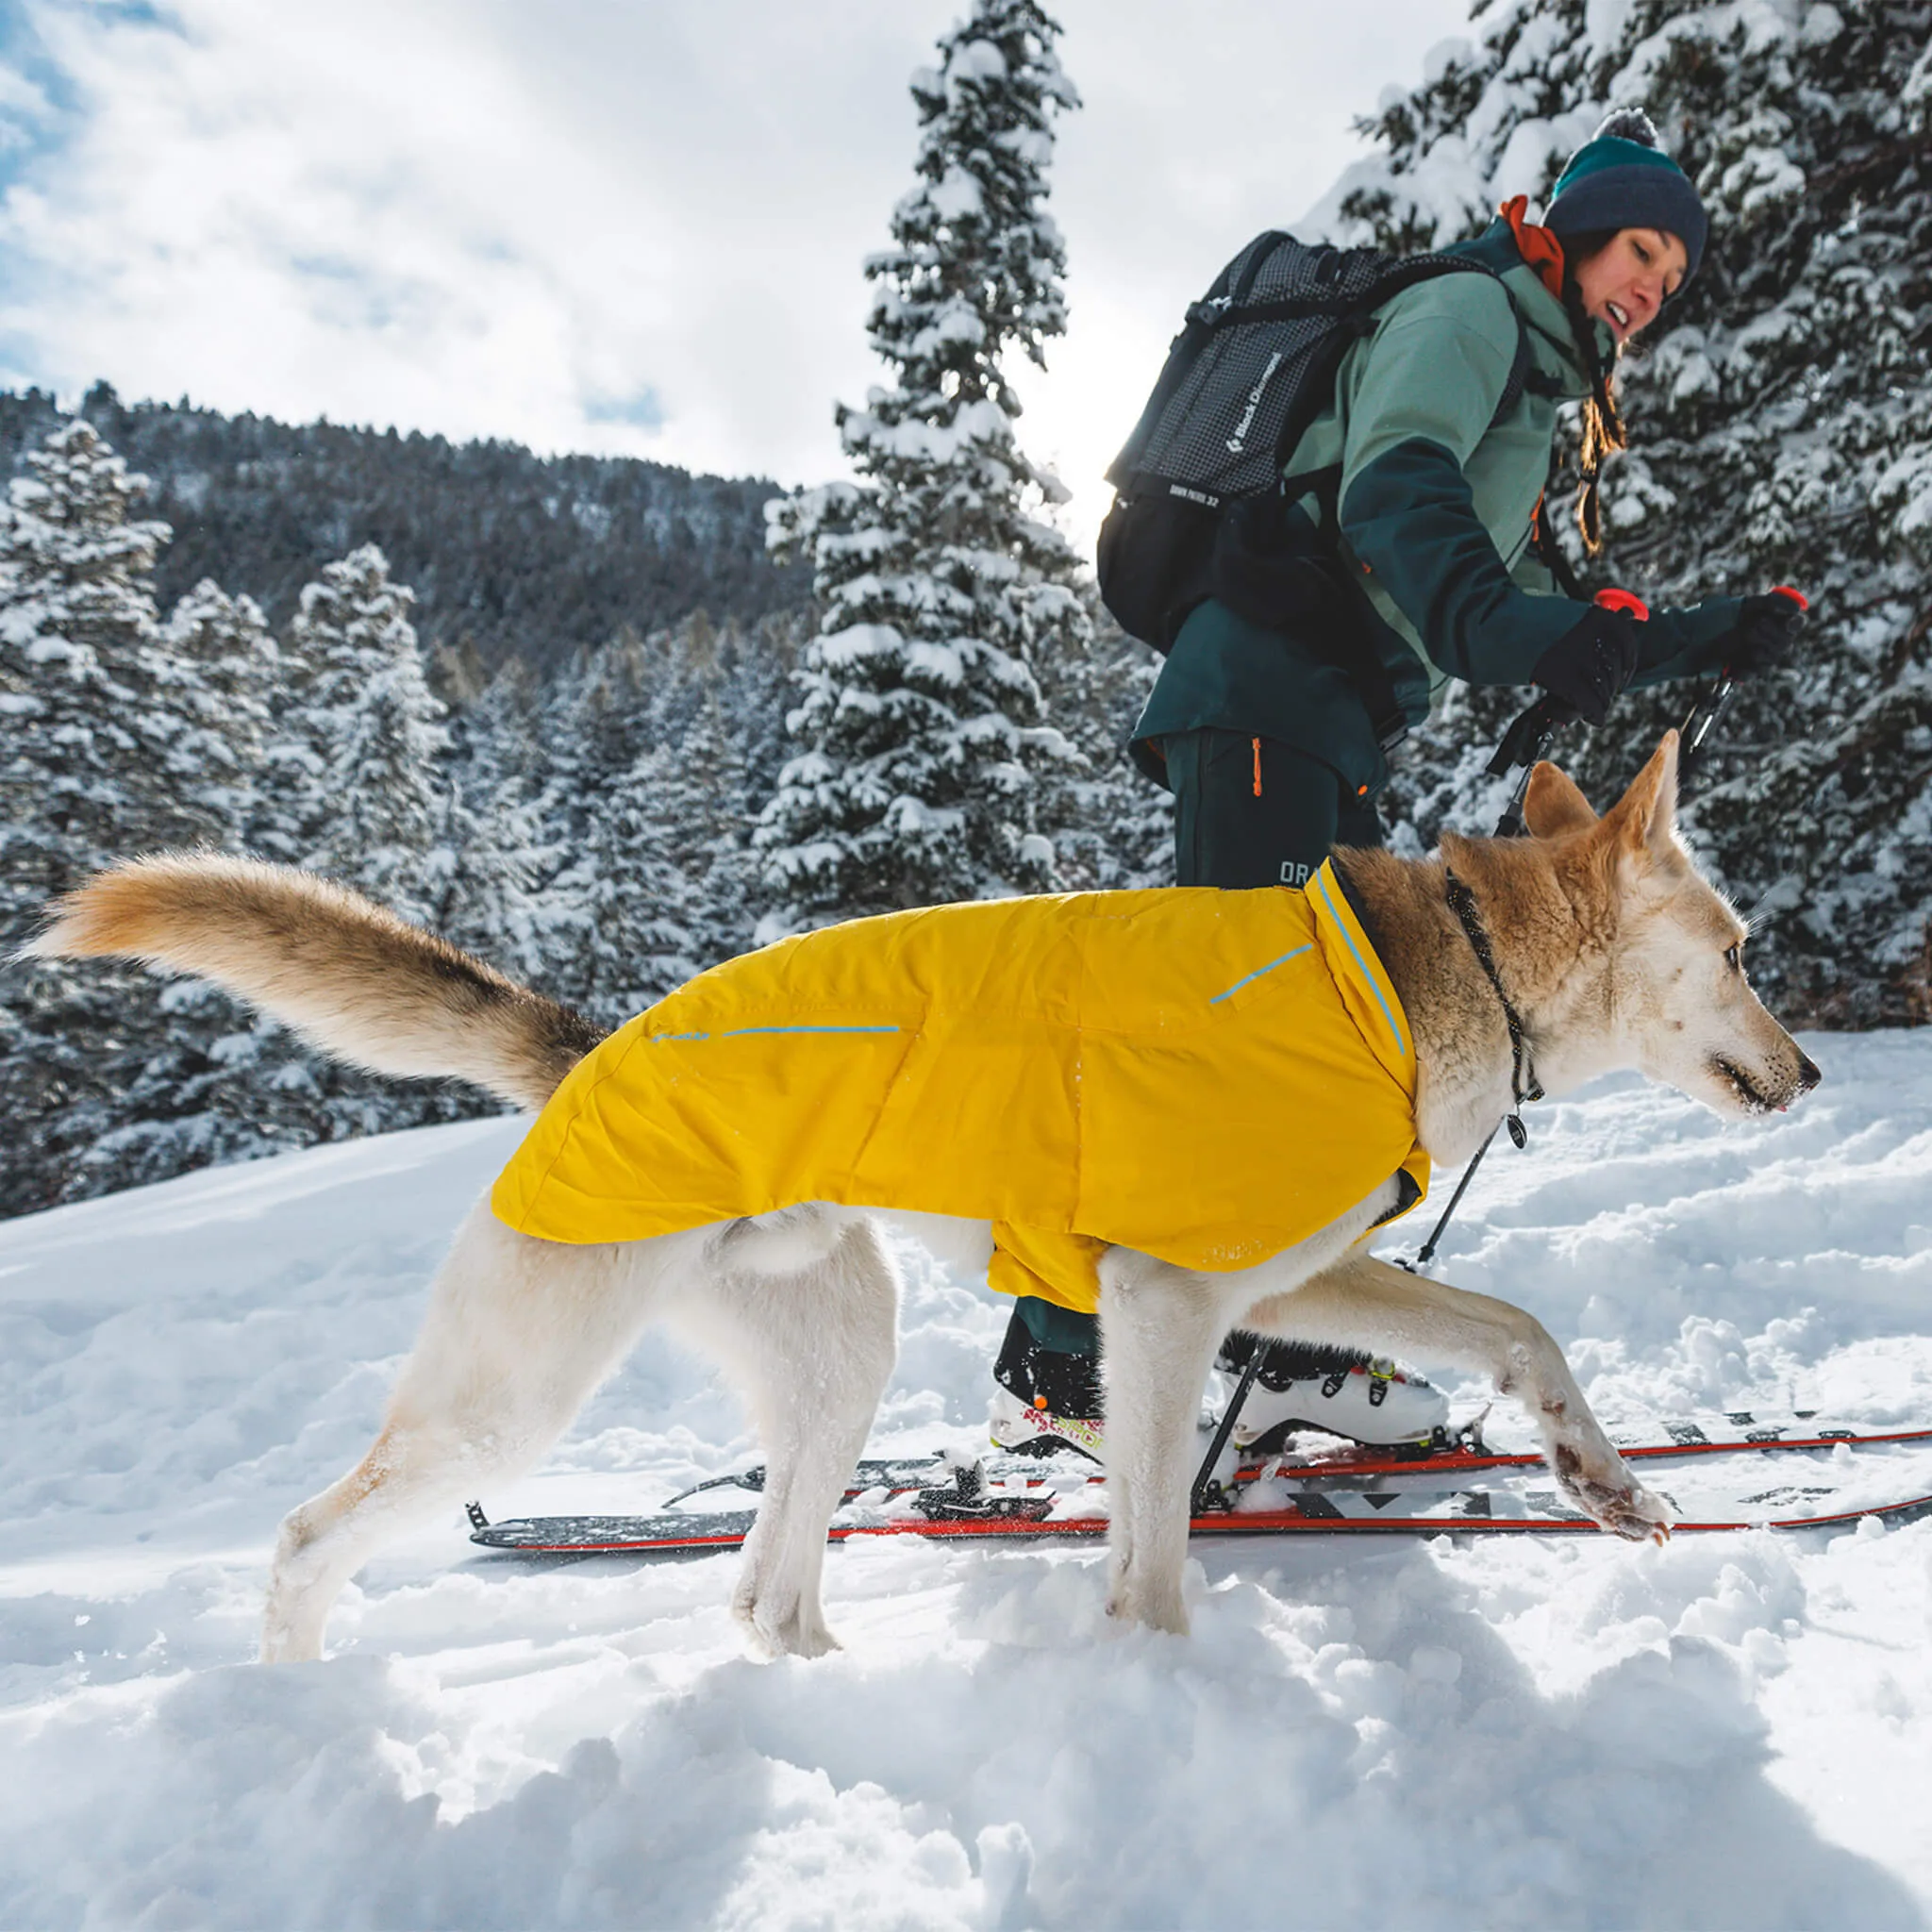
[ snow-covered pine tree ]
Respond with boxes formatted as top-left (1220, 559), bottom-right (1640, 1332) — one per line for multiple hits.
top-left (160, 577), bottom-right (278, 849)
top-left (0, 421), bottom-right (233, 1211)
top-left (275, 543), bottom-right (450, 925)
top-left (1316, 0), bottom-right (1932, 1024)
top-left (428, 654), bottom-right (553, 986)
top-left (245, 542), bottom-right (488, 1144)
top-left (657, 682), bottom-right (762, 974)
top-left (531, 631), bottom-right (663, 1009)
top-left (553, 733), bottom-right (705, 1027)
top-left (759, 0), bottom-right (1088, 928)
top-left (1034, 592), bottom-right (1172, 893)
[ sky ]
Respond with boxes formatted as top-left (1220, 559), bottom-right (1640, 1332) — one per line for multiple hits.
top-left (0, 0), bottom-right (1476, 549)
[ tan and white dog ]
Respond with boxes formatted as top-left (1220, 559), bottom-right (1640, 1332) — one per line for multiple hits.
top-left (26, 733), bottom-right (1818, 1662)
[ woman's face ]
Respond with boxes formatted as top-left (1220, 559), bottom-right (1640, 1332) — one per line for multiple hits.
top-left (1573, 226), bottom-right (1690, 343)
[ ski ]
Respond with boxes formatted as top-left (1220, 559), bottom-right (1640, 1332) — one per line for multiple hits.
top-left (548, 1410), bottom-right (1932, 1516)
top-left (467, 1415), bottom-right (1932, 1556)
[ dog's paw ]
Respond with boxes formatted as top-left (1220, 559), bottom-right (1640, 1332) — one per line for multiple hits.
top-left (1554, 1443), bottom-right (1674, 1544)
top-left (733, 1591), bottom-right (843, 1660)
top-left (1105, 1588), bottom-right (1191, 1636)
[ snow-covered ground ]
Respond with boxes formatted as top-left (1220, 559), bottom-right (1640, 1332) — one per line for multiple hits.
top-left (4, 1035), bottom-right (1932, 1930)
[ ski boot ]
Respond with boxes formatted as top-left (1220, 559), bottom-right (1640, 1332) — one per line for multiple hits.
top-left (988, 1385), bottom-right (1107, 1462)
top-left (1223, 1347), bottom-right (1449, 1452)
top-left (991, 1309), bottom-right (1107, 1461)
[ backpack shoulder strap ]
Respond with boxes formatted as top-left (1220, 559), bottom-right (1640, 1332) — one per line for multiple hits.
top-left (1491, 305), bottom-right (1533, 429)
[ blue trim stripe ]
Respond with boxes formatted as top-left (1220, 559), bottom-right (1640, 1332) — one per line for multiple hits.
top-left (1209, 943), bottom-right (1312, 1006)
top-left (1315, 868), bottom-right (1407, 1057)
top-left (650, 1031), bottom-right (708, 1044)
top-left (718, 1024), bottom-right (901, 1039)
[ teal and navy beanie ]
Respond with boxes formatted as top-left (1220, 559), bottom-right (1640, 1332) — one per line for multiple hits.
top-left (1543, 108), bottom-right (1708, 282)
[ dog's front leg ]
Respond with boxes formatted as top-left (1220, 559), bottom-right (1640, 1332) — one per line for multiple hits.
top-left (1098, 1253), bottom-right (1231, 1634)
top-left (1241, 1249), bottom-right (1671, 1542)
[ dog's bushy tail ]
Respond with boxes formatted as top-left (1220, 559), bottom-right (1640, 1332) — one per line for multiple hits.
top-left (23, 852), bottom-right (604, 1110)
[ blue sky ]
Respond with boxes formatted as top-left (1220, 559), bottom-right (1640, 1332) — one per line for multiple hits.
top-left (0, 0), bottom-right (1474, 543)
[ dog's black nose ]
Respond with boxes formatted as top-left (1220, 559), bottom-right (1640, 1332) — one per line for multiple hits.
top-left (1796, 1050), bottom-right (1823, 1092)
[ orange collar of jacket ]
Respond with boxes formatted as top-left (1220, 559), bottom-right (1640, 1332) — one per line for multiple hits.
top-left (1497, 194), bottom-right (1566, 300)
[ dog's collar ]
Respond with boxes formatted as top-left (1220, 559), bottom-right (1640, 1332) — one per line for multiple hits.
top-left (1443, 866), bottom-right (1543, 1148)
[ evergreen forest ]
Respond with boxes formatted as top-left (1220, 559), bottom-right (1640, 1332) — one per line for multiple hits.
top-left (4, 0), bottom-right (1928, 1217)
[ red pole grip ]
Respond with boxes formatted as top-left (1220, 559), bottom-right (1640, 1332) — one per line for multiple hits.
top-left (1593, 587), bottom-right (1651, 621)
top-left (1771, 585), bottom-right (1809, 610)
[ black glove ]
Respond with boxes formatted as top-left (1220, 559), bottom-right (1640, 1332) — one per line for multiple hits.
top-left (1531, 606), bottom-right (1642, 725)
top-left (1718, 591), bottom-right (1807, 675)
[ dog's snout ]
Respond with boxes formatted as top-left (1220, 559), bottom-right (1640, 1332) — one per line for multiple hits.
top-left (1796, 1049), bottom-right (1823, 1093)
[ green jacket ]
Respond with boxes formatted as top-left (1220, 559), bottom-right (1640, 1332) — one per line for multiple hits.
top-left (1132, 219), bottom-right (1743, 795)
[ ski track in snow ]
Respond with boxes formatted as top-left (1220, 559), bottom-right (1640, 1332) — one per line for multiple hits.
top-left (2, 1036), bottom-right (1930, 1929)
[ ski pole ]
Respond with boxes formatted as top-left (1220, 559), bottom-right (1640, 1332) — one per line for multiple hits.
top-left (1406, 586), bottom-right (1656, 1268)
top-left (1406, 1124), bottom-right (1499, 1273)
top-left (1675, 675), bottom-right (1735, 796)
top-left (1487, 693), bottom-right (1571, 838)
top-left (1191, 1345), bottom-right (1265, 1513)
top-left (1677, 587), bottom-right (1807, 795)
top-left (1487, 590), bottom-right (1648, 837)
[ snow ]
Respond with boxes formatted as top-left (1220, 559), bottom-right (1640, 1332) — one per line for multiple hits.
top-left (5, 1037), bottom-right (1932, 1927)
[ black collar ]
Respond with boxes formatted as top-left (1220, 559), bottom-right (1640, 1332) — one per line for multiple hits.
top-left (1443, 867), bottom-right (1543, 1148)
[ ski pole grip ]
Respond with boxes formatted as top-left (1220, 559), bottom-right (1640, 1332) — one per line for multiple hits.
top-left (1593, 587), bottom-right (1651, 621)
top-left (1487, 692), bottom-right (1573, 779)
top-left (1771, 585), bottom-right (1809, 611)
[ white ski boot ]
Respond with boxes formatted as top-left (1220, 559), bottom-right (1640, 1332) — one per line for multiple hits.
top-left (989, 1385), bottom-right (1106, 1462)
top-left (1229, 1357), bottom-right (1448, 1450)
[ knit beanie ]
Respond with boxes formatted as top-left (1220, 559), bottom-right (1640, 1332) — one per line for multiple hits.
top-left (1543, 108), bottom-right (1708, 283)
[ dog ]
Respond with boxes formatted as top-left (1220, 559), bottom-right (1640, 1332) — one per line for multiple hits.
top-left (25, 732), bottom-right (1819, 1662)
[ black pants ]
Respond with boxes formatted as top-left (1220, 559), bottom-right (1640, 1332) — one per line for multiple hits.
top-left (994, 731), bottom-right (1384, 1418)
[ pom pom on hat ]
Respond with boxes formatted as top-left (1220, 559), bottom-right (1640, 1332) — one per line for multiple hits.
top-left (1591, 107), bottom-right (1662, 147)
top-left (1544, 104), bottom-right (1708, 283)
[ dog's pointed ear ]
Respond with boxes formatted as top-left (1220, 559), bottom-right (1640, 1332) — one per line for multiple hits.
top-left (1600, 730), bottom-right (1681, 859)
top-left (1522, 760), bottom-right (1597, 838)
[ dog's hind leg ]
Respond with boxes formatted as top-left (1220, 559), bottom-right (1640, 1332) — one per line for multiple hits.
top-left (1097, 1252), bottom-right (1232, 1636)
top-left (261, 1204), bottom-right (669, 1662)
top-left (674, 1209), bottom-right (899, 1659)
top-left (1238, 1248), bottom-right (1672, 1541)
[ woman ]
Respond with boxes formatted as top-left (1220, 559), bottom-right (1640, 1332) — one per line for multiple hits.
top-left (991, 108), bottom-right (1806, 1459)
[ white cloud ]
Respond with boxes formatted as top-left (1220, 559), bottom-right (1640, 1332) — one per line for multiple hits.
top-left (0, 0), bottom-right (1475, 546)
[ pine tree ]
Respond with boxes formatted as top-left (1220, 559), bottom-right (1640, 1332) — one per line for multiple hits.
top-left (531, 632), bottom-right (663, 1009)
top-left (658, 683), bottom-right (763, 973)
top-left (0, 422), bottom-right (230, 1211)
top-left (759, 0), bottom-right (1088, 928)
top-left (243, 543), bottom-right (486, 1149)
top-left (429, 655), bottom-right (553, 984)
top-left (1319, 0), bottom-right (1932, 1024)
top-left (160, 577), bottom-right (278, 849)
top-left (554, 735), bottom-right (705, 1027)
top-left (275, 543), bottom-right (451, 924)
top-left (1035, 595), bottom-right (1172, 892)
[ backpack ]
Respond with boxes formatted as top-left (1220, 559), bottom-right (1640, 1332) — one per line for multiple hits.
top-left (1096, 232), bottom-right (1535, 658)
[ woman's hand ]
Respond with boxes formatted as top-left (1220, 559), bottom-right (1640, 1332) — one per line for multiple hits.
top-left (1717, 590), bottom-right (1808, 676)
top-left (1530, 606), bottom-right (1643, 724)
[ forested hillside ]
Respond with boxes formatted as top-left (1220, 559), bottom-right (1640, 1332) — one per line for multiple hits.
top-left (8, 0), bottom-right (1927, 1217)
top-left (0, 383), bottom-right (808, 679)
top-left (0, 394), bottom-right (1152, 1216)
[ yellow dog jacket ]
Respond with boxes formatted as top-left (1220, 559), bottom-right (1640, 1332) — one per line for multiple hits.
top-left (491, 861), bottom-right (1428, 1313)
